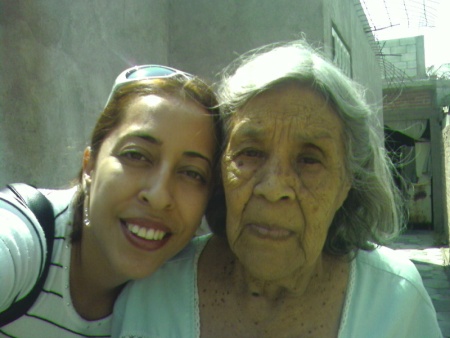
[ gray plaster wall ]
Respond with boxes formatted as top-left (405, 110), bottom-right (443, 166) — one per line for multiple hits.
top-left (168, 0), bottom-right (324, 81)
top-left (1, 0), bottom-right (169, 188)
top-left (168, 0), bottom-right (382, 109)
top-left (1, 0), bottom-right (381, 188)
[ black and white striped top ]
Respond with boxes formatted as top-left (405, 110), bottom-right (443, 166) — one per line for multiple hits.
top-left (0, 188), bottom-right (111, 337)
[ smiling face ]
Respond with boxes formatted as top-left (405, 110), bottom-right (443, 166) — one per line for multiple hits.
top-left (222, 83), bottom-right (351, 281)
top-left (82, 93), bottom-right (216, 281)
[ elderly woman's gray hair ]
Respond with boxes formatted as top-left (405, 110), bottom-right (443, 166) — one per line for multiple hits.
top-left (206, 39), bottom-right (405, 256)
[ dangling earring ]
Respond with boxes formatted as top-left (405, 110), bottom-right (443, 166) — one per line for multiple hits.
top-left (83, 195), bottom-right (90, 227)
top-left (82, 173), bottom-right (91, 227)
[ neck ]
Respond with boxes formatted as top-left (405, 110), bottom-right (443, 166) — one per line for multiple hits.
top-left (69, 241), bottom-right (125, 320)
top-left (205, 236), bottom-right (348, 303)
top-left (233, 253), bottom-right (330, 302)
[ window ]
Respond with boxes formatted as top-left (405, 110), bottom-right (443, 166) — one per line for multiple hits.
top-left (331, 27), bottom-right (352, 77)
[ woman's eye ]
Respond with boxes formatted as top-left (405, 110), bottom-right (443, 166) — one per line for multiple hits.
top-left (182, 170), bottom-right (207, 184)
top-left (228, 147), bottom-right (265, 168)
top-left (240, 149), bottom-right (264, 158)
top-left (298, 156), bottom-right (320, 165)
top-left (120, 150), bottom-right (148, 162)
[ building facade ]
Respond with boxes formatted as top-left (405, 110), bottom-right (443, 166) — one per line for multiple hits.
top-left (381, 35), bottom-right (450, 243)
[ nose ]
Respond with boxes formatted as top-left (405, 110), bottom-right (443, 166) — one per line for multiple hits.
top-left (138, 169), bottom-right (174, 210)
top-left (253, 156), bottom-right (296, 202)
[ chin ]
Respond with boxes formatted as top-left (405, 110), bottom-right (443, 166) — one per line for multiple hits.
top-left (119, 262), bottom-right (159, 281)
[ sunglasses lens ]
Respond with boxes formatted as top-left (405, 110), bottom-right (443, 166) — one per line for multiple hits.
top-left (126, 66), bottom-right (176, 79)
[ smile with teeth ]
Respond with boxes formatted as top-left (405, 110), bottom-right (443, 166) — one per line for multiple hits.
top-left (127, 223), bottom-right (167, 241)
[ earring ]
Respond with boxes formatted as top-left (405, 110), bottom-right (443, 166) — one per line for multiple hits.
top-left (83, 195), bottom-right (90, 227)
top-left (82, 173), bottom-right (91, 195)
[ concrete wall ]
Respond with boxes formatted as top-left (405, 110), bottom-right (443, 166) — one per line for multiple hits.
top-left (1, 0), bottom-right (170, 188)
top-left (323, 0), bottom-right (382, 108)
top-left (1, 0), bottom-right (381, 189)
top-left (168, 0), bottom-right (325, 81)
top-left (380, 35), bottom-right (427, 79)
top-left (168, 0), bottom-right (381, 106)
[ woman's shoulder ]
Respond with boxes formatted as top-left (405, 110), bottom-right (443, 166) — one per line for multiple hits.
top-left (355, 246), bottom-right (424, 287)
top-left (40, 186), bottom-right (77, 213)
top-left (338, 246), bottom-right (441, 337)
top-left (357, 246), bottom-right (418, 273)
top-left (351, 246), bottom-right (437, 324)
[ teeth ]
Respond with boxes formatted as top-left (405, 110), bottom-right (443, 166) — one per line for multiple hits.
top-left (138, 227), bottom-right (147, 238)
top-left (145, 229), bottom-right (155, 240)
top-left (130, 225), bottom-right (140, 234)
top-left (127, 223), bottom-right (167, 241)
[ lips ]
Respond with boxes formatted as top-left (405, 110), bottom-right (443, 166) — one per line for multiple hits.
top-left (247, 223), bottom-right (293, 240)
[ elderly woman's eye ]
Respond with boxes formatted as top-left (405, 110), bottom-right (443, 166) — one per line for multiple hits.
top-left (298, 156), bottom-right (320, 165)
top-left (230, 148), bottom-right (265, 168)
top-left (241, 149), bottom-right (264, 158)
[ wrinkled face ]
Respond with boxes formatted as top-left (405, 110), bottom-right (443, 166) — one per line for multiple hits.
top-left (222, 83), bottom-right (351, 281)
top-left (83, 94), bottom-right (216, 281)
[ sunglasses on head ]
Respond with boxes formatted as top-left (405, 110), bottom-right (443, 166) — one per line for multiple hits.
top-left (105, 64), bottom-right (196, 106)
top-left (115, 64), bottom-right (193, 85)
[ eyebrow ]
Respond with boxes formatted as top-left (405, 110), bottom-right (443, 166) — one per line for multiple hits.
top-left (127, 131), bottom-right (162, 145)
top-left (184, 151), bottom-right (213, 168)
top-left (127, 131), bottom-right (212, 168)
top-left (232, 122), bottom-right (265, 140)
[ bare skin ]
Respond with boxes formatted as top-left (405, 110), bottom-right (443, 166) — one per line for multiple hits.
top-left (70, 247), bottom-right (124, 320)
top-left (198, 236), bottom-right (349, 338)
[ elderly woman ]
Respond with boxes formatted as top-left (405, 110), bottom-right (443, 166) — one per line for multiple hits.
top-left (112, 41), bottom-right (442, 338)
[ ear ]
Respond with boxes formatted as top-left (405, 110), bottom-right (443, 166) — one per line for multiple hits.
top-left (82, 147), bottom-right (94, 189)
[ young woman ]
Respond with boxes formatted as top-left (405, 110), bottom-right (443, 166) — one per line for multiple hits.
top-left (0, 65), bottom-right (222, 337)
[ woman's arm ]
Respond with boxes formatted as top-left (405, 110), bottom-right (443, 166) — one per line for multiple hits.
top-left (0, 197), bottom-right (46, 312)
